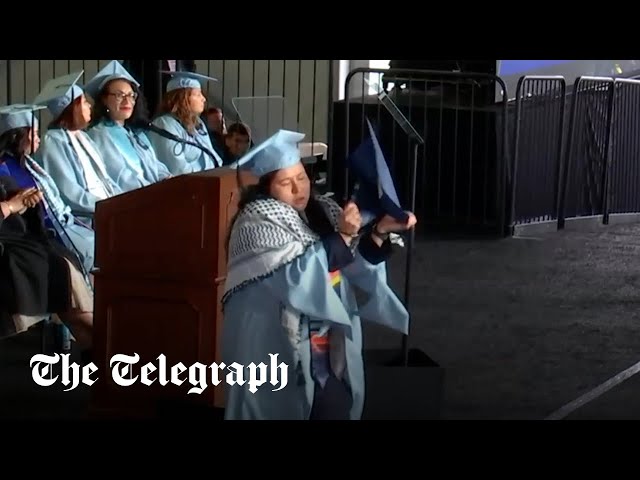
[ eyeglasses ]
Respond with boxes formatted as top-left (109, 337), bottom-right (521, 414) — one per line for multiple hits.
top-left (108, 92), bottom-right (138, 102)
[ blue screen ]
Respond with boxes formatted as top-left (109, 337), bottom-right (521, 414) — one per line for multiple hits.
top-left (497, 60), bottom-right (640, 101)
top-left (499, 60), bottom-right (573, 76)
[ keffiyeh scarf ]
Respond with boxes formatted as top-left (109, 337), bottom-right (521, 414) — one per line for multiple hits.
top-left (222, 194), bottom-right (343, 305)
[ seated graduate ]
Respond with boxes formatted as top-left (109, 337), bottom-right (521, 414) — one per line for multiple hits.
top-left (204, 106), bottom-right (226, 153)
top-left (146, 71), bottom-right (224, 175)
top-left (0, 104), bottom-right (95, 275)
top-left (221, 126), bottom-right (417, 420)
top-left (85, 60), bottom-right (171, 193)
top-left (34, 71), bottom-right (122, 220)
top-left (0, 173), bottom-right (93, 348)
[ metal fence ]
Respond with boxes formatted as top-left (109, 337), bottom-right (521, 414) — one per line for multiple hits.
top-left (558, 77), bottom-right (615, 228)
top-left (332, 67), bottom-right (509, 236)
top-left (510, 75), bottom-right (640, 234)
top-left (605, 78), bottom-right (640, 220)
top-left (510, 76), bottom-right (566, 229)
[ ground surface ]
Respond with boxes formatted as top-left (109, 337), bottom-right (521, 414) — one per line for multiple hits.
top-left (2, 222), bottom-right (640, 420)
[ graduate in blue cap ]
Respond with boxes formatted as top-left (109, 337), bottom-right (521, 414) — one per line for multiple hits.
top-left (146, 70), bottom-right (223, 175)
top-left (221, 125), bottom-right (417, 420)
top-left (0, 104), bottom-right (94, 347)
top-left (0, 103), bottom-right (95, 275)
top-left (34, 71), bottom-right (122, 220)
top-left (85, 60), bottom-right (172, 193)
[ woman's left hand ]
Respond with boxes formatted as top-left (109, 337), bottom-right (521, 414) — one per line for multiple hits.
top-left (376, 212), bottom-right (418, 234)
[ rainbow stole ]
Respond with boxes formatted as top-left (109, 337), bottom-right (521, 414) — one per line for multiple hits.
top-left (309, 269), bottom-right (342, 387)
top-left (329, 269), bottom-right (342, 295)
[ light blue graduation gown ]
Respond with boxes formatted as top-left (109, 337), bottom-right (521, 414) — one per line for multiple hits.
top-left (147, 114), bottom-right (222, 175)
top-left (35, 129), bottom-right (122, 217)
top-left (221, 241), bottom-right (409, 420)
top-left (87, 120), bottom-right (172, 192)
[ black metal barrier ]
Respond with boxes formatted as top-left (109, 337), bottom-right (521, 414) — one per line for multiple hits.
top-left (508, 74), bottom-right (640, 234)
top-left (511, 76), bottom-right (566, 230)
top-left (558, 77), bottom-right (615, 229)
top-left (603, 78), bottom-right (640, 222)
top-left (332, 68), bottom-right (509, 236)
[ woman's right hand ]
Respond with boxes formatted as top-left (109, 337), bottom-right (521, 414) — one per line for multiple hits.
top-left (20, 188), bottom-right (44, 208)
top-left (338, 201), bottom-right (362, 244)
top-left (6, 187), bottom-right (43, 214)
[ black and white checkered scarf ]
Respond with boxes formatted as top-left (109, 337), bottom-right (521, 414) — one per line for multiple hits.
top-left (222, 194), bottom-right (342, 305)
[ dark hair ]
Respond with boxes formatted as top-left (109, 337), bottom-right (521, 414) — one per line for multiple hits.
top-left (90, 79), bottom-right (151, 130)
top-left (227, 122), bottom-right (251, 139)
top-left (225, 169), bottom-right (334, 254)
top-left (0, 127), bottom-right (30, 160)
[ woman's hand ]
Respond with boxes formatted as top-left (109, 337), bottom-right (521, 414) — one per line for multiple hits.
top-left (338, 201), bottom-right (362, 245)
top-left (3, 187), bottom-right (43, 215)
top-left (20, 188), bottom-right (44, 209)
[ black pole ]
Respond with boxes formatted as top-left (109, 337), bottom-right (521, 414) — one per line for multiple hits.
top-left (401, 142), bottom-right (419, 367)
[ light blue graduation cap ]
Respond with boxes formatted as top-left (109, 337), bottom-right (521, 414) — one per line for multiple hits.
top-left (347, 117), bottom-right (409, 225)
top-left (161, 71), bottom-right (218, 93)
top-left (83, 60), bottom-right (140, 100)
top-left (34, 71), bottom-right (84, 119)
top-left (0, 104), bottom-right (47, 137)
top-left (232, 129), bottom-right (305, 178)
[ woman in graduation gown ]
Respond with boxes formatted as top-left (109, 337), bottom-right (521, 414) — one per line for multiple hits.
top-left (0, 173), bottom-right (93, 347)
top-left (34, 71), bottom-right (122, 221)
top-left (222, 130), bottom-right (417, 420)
top-left (0, 104), bottom-right (95, 276)
top-left (85, 60), bottom-right (171, 193)
top-left (146, 71), bottom-right (223, 175)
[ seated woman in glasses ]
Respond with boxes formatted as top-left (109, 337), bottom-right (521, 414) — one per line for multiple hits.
top-left (35, 71), bottom-right (122, 221)
top-left (146, 71), bottom-right (223, 175)
top-left (85, 61), bottom-right (171, 193)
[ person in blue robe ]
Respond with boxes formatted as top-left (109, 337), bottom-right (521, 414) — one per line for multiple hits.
top-left (146, 71), bottom-right (223, 175)
top-left (84, 60), bottom-right (171, 193)
top-left (0, 104), bottom-right (95, 276)
top-left (221, 129), bottom-right (417, 420)
top-left (33, 71), bottom-right (122, 222)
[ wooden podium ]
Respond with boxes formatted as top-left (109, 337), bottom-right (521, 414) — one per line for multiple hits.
top-left (89, 167), bottom-right (255, 418)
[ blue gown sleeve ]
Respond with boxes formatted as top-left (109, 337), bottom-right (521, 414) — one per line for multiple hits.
top-left (87, 126), bottom-right (149, 192)
top-left (321, 232), bottom-right (355, 271)
top-left (36, 134), bottom-right (103, 215)
top-left (262, 242), bottom-right (353, 327)
top-left (340, 244), bottom-right (409, 335)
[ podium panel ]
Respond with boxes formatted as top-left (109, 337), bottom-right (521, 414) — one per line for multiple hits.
top-left (94, 168), bottom-right (244, 281)
top-left (90, 168), bottom-right (255, 418)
